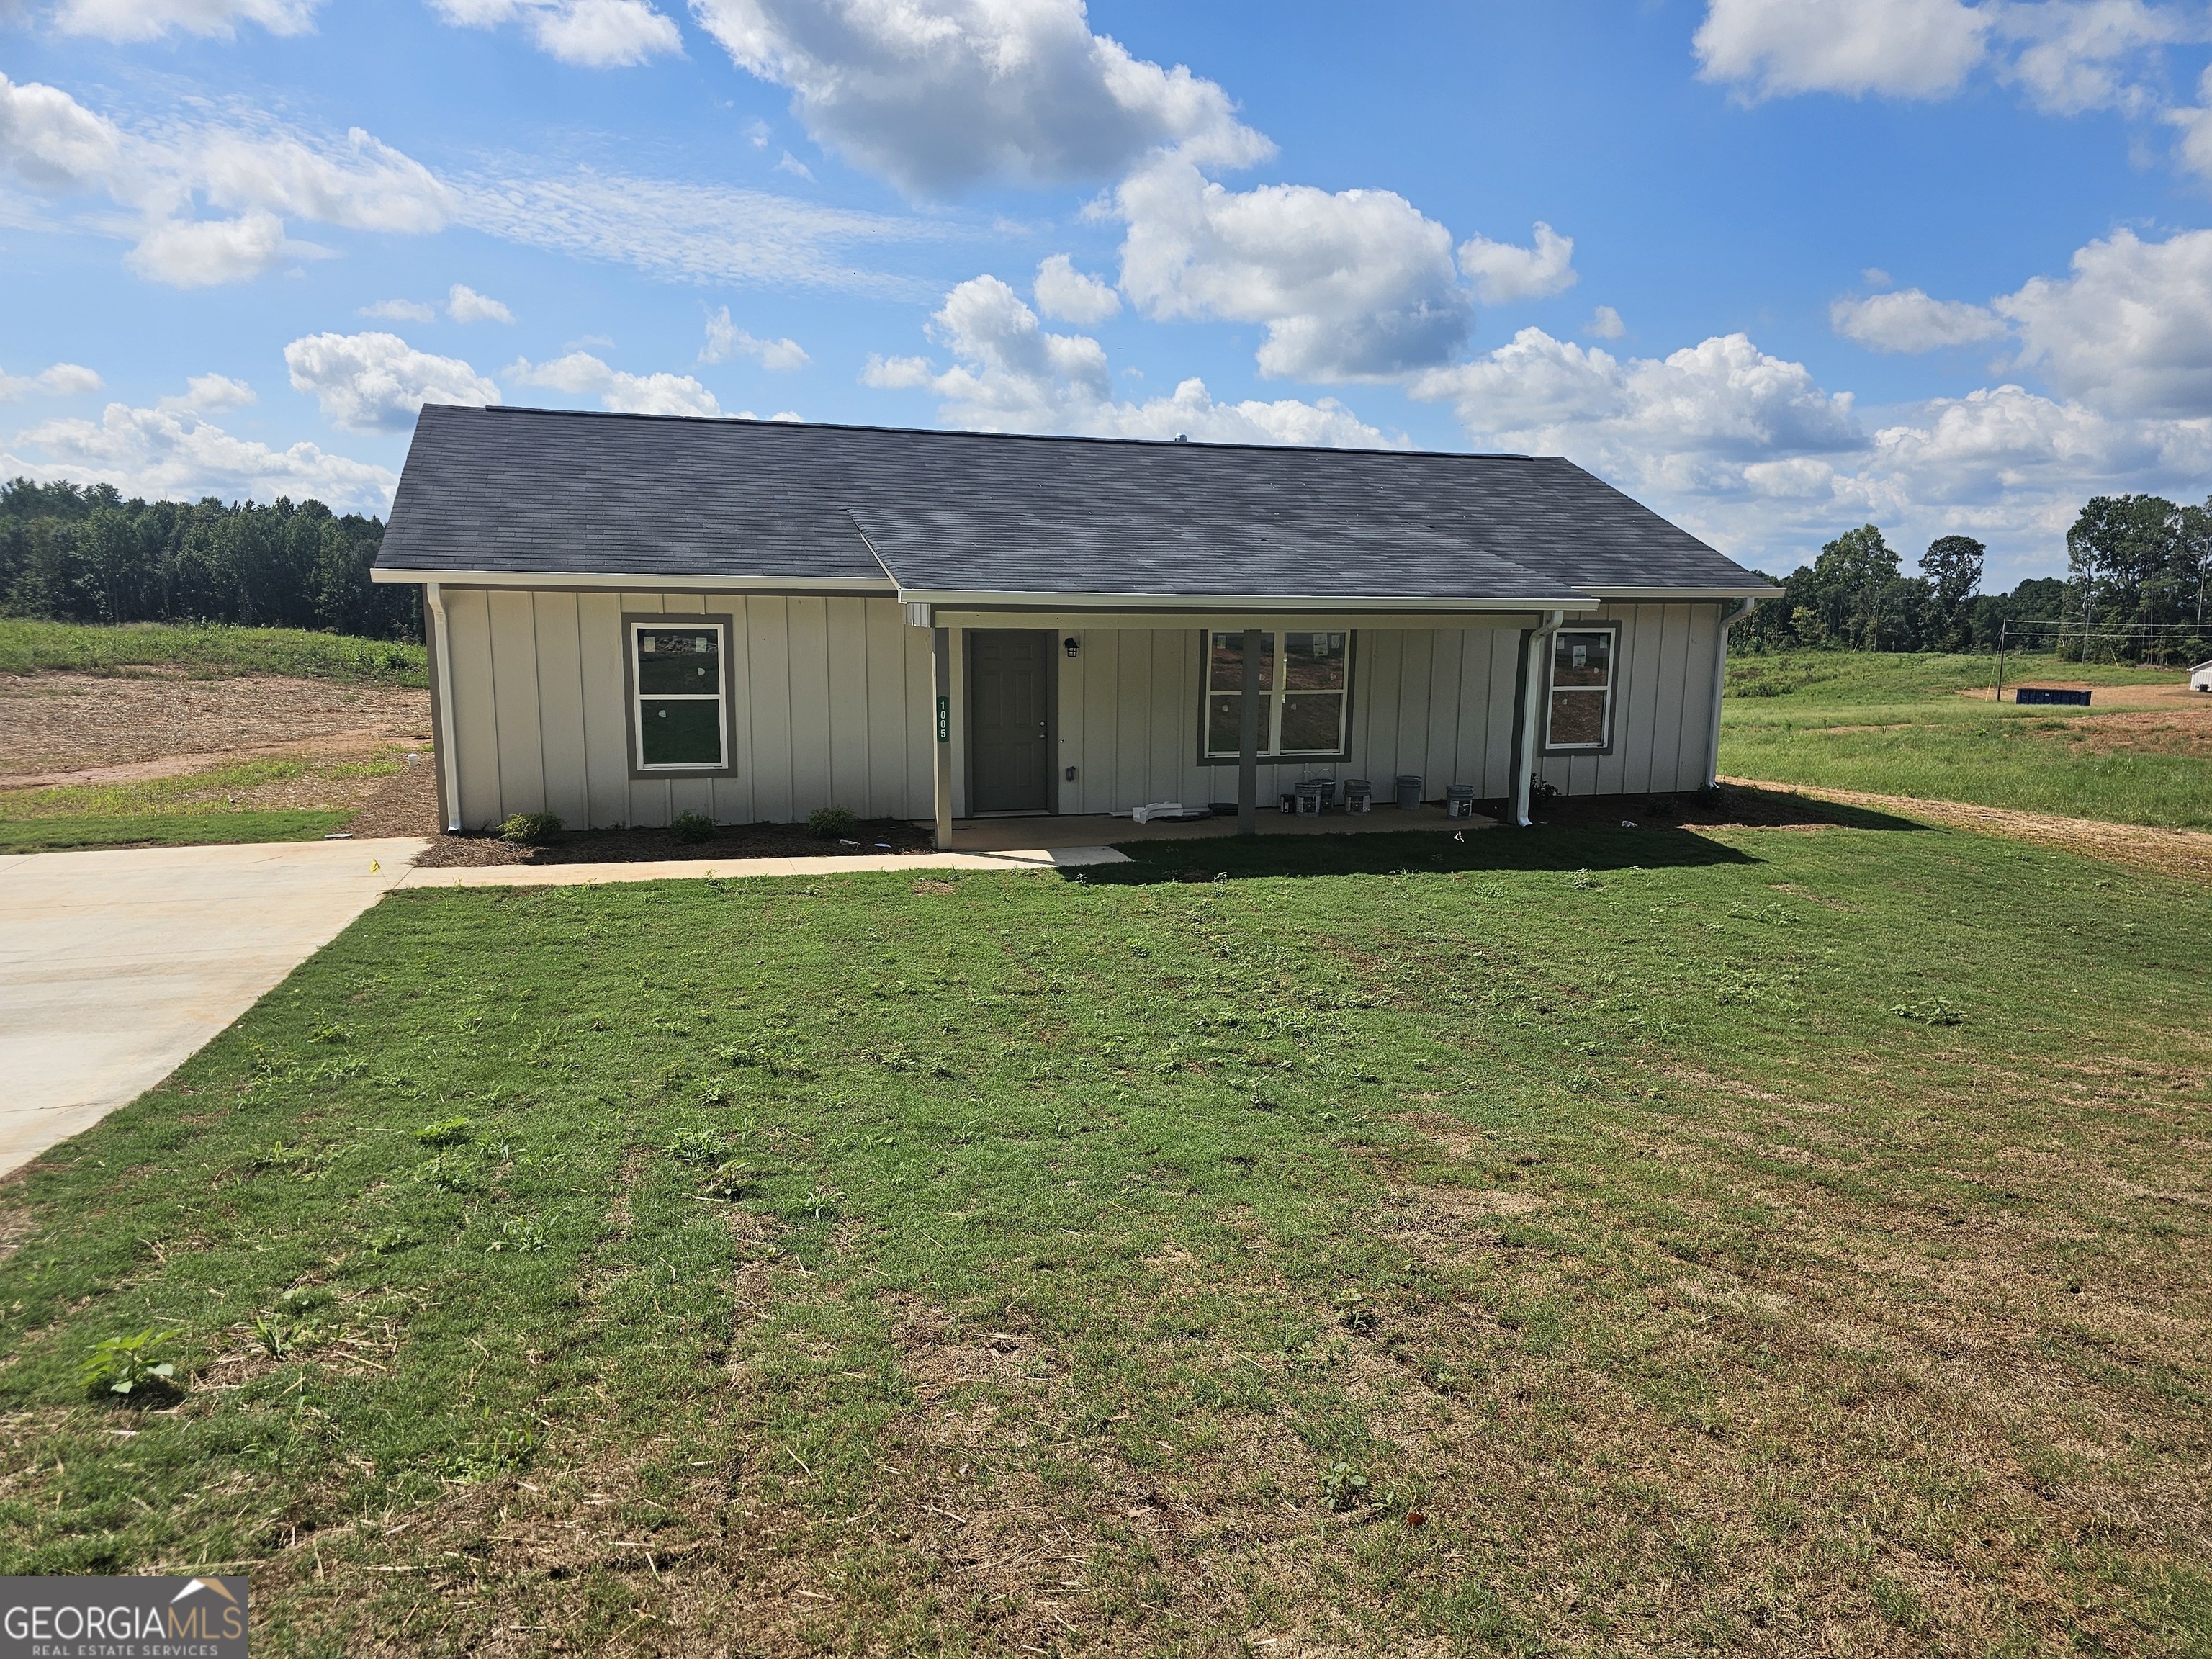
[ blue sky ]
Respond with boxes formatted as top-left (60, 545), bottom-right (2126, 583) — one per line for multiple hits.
top-left (5, 0), bottom-right (2212, 585)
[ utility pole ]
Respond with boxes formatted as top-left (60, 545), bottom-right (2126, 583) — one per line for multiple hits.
top-left (1995, 619), bottom-right (2008, 703)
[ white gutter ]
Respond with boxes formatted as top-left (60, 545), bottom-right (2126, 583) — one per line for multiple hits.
top-left (1704, 597), bottom-right (1758, 790)
top-left (423, 582), bottom-right (463, 833)
top-left (1509, 608), bottom-right (1568, 827)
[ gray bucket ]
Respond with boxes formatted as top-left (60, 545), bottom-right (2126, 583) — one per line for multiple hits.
top-left (1395, 773), bottom-right (1424, 811)
top-left (1344, 779), bottom-right (1372, 814)
top-left (1444, 783), bottom-right (1478, 819)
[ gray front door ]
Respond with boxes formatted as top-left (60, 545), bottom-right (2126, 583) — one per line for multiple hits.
top-left (968, 630), bottom-right (1053, 813)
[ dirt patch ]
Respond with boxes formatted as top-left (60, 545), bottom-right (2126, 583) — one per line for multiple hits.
top-left (1722, 777), bottom-right (2212, 882)
top-left (2023, 705), bottom-right (2212, 760)
top-left (1392, 1110), bottom-right (1488, 1160)
top-left (0, 672), bottom-right (431, 775)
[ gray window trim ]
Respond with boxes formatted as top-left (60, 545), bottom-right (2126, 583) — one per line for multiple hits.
top-left (1194, 629), bottom-right (1357, 767)
top-left (622, 612), bottom-right (740, 781)
top-left (1539, 620), bottom-right (1621, 757)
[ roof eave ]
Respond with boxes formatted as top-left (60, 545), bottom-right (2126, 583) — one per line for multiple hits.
top-left (894, 588), bottom-right (1599, 612)
top-left (372, 566), bottom-right (895, 594)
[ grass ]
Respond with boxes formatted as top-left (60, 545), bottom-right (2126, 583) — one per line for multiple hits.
top-left (0, 619), bottom-right (426, 685)
top-left (0, 825), bottom-right (2206, 1655)
top-left (1721, 649), bottom-right (2211, 829)
top-left (0, 753), bottom-right (405, 852)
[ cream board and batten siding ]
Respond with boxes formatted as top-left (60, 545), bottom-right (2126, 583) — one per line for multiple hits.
top-left (433, 589), bottom-right (1723, 828)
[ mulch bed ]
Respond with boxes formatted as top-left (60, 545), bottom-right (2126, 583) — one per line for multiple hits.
top-left (346, 761), bottom-right (937, 866)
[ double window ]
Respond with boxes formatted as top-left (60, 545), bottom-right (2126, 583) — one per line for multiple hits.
top-left (1202, 631), bottom-right (1352, 760)
top-left (629, 620), bottom-right (729, 771)
top-left (1545, 626), bottom-right (1617, 752)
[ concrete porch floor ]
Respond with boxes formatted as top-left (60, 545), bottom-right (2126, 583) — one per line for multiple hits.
top-left (940, 804), bottom-right (1496, 852)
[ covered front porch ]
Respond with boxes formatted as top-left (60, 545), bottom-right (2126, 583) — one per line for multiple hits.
top-left (910, 601), bottom-right (1578, 852)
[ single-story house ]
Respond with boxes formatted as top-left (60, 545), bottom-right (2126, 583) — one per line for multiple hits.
top-left (372, 406), bottom-right (1779, 845)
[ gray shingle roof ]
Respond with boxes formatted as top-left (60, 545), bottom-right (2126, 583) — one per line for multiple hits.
top-left (377, 405), bottom-right (1774, 603)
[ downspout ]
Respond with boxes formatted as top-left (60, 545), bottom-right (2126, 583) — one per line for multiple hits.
top-left (1704, 598), bottom-right (1758, 791)
top-left (423, 582), bottom-right (463, 833)
top-left (1508, 609), bottom-right (1567, 827)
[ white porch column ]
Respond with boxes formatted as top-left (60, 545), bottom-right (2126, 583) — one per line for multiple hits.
top-left (931, 624), bottom-right (953, 850)
top-left (1509, 609), bottom-right (1565, 828)
top-left (423, 581), bottom-right (462, 833)
top-left (1704, 598), bottom-right (1758, 790)
top-left (1236, 625), bottom-right (1262, 836)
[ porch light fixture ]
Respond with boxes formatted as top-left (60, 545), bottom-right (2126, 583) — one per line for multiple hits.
top-left (1064, 635), bottom-right (1080, 658)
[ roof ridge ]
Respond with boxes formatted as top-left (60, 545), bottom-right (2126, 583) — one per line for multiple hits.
top-left (439, 403), bottom-right (1543, 464)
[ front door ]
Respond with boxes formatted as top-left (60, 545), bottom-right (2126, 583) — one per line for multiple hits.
top-left (968, 630), bottom-right (1053, 813)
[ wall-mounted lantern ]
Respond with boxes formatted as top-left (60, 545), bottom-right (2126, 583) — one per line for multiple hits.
top-left (1063, 635), bottom-right (1080, 659)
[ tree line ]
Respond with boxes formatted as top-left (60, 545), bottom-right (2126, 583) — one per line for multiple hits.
top-left (1743, 493), bottom-right (2212, 662)
top-left (0, 478), bottom-right (417, 641)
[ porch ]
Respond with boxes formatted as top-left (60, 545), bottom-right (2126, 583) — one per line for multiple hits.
top-left (939, 801), bottom-right (1496, 853)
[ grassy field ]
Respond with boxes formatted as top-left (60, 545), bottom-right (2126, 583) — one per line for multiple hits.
top-left (0, 619), bottom-right (426, 685)
top-left (0, 754), bottom-right (405, 852)
top-left (0, 824), bottom-right (2206, 1655)
top-left (1720, 650), bottom-right (2210, 829)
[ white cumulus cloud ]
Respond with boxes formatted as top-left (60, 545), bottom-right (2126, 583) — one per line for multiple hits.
top-left (1694, 0), bottom-right (1992, 99)
top-left (508, 351), bottom-right (721, 415)
top-left (0, 361), bottom-right (102, 400)
top-left (1033, 253), bottom-right (1120, 323)
top-left (446, 282), bottom-right (514, 323)
top-left (1994, 226), bottom-right (2212, 418)
top-left (1113, 153), bottom-right (1472, 381)
top-left (0, 74), bottom-right (451, 286)
top-left (700, 306), bottom-right (809, 369)
top-left (860, 273), bottom-right (1395, 447)
top-left (688, 0), bottom-right (1268, 194)
top-left (124, 209), bottom-right (297, 286)
top-left (6, 392), bottom-right (395, 513)
top-left (284, 331), bottom-right (501, 431)
top-left (1456, 221), bottom-right (1577, 305)
top-left (429, 0), bottom-right (683, 66)
top-left (1831, 287), bottom-right (2005, 351)
top-left (161, 372), bottom-right (256, 411)
top-left (50, 0), bottom-right (321, 41)
top-left (1585, 305), bottom-right (1625, 340)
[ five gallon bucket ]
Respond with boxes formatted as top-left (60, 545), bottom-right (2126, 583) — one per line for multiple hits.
top-left (1394, 773), bottom-right (1424, 811)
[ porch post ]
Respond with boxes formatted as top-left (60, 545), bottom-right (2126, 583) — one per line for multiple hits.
top-left (1705, 598), bottom-right (1757, 790)
top-left (932, 625), bottom-right (953, 850)
top-left (1236, 626), bottom-right (1262, 836)
top-left (1509, 610), bottom-right (1565, 828)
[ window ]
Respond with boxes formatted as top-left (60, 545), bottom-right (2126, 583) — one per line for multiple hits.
top-left (630, 621), bottom-right (728, 770)
top-left (1545, 626), bottom-right (1616, 751)
top-left (1202, 631), bottom-right (1352, 760)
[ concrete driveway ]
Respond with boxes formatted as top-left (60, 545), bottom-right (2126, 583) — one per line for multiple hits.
top-left (0, 838), bottom-right (426, 1178)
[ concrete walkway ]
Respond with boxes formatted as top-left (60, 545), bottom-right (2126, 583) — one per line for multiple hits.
top-left (0, 837), bottom-right (427, 1177)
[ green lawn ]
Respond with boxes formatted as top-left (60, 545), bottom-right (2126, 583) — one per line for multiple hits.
top-left (0, 754), bottom-right (404, 852)
top-left (0, 825), bottom-right (2206, 1655)
top-left (1720, 649), bottom-right (2210, 828)
top-left (0, 619), bottom-right (426, 685)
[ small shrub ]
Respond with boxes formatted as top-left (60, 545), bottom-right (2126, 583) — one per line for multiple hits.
top-left (498, 811), bottom-right (562, 845)
top-left (1529, 779), bottom-right (1562, 807)
top-left (415, 1116), bottom-right (470, 1146)
top-left (1320, 1460), bottom-right (1370, 1511)
top-left (84, 1330), bottom-right (181, 1399)
top-left (670, 809), bottom-right (716, 843)
top-left (807, 805), bottom-right (858, 839)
